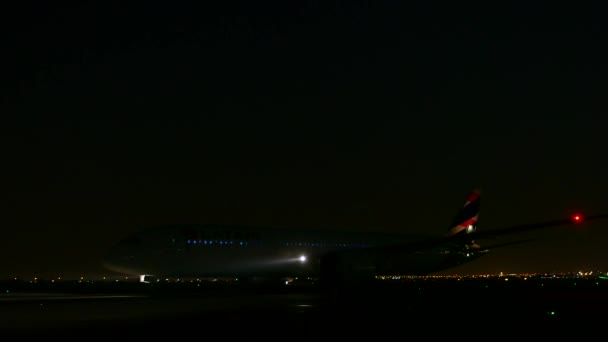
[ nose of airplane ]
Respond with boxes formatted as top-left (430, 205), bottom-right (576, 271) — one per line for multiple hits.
top-left (101, 246), bottom-right (122, 273)
top-left (101, 243), bottom-right (137, 274)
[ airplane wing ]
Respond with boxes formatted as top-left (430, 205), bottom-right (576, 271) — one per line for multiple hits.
top-left (364, 213), bottom-right (608, 254)
top-left (471, 213), bottom-right (608, 238)
top-left (478, 238), bottom-right (535, 250)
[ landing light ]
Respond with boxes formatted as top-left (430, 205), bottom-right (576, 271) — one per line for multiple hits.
top-left (299, 255), bottom-right (307, 263)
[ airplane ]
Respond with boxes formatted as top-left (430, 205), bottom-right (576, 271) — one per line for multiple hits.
top-left (101, 189), bottom-right (607, 286)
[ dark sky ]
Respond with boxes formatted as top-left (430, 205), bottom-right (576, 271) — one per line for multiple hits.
top-left (2, 1), bottom-right (608, 278)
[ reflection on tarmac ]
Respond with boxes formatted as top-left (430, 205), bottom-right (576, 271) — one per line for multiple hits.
top-left (0, 293), bottom-right (146, 302)
top-left (1, 278), bottom-right (607, 337)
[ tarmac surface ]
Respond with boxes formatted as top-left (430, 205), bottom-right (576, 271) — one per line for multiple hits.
top-left (1, 277), bottom-right (606, 338)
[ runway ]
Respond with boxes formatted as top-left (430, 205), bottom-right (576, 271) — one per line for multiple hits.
top-left (0, 293), bottom-right (146, 302)
top-left (1, 277), bottom-right (605, 338)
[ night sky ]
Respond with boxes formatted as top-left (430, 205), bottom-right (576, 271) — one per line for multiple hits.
top-left (3, 1), bottom-right (608, 278)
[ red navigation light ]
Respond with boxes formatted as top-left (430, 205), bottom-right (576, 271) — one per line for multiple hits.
top-left (573, 214), bottom-right (582, 223)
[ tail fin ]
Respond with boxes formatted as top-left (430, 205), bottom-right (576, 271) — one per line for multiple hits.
top-left (447, 189), bottom-right (481, 238)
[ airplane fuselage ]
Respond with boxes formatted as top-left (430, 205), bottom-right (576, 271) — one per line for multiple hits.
top-left (102, 225), bottom-right (484, 279)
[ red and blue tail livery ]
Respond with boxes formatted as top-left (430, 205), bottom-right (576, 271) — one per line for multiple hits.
top-left (447, 189), bottom-right (481, 238)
